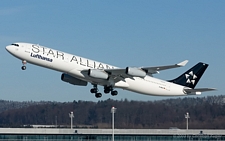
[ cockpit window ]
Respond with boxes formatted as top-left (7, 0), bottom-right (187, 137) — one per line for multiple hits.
top-left (11, 43), bottom-right (19, 47)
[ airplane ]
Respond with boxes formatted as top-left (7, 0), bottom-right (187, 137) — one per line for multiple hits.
top-left (6, 43), bottom-right (215, 98)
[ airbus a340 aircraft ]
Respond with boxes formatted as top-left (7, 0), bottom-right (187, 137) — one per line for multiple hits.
top-left (6, 43), bottom-right (215, 98)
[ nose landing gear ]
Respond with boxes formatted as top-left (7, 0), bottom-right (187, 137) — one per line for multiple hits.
top-left (21, 60), bottom-right (27, 70)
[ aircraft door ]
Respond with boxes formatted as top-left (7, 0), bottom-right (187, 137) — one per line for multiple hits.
top-left (25, 44), bottom-right (31, 53)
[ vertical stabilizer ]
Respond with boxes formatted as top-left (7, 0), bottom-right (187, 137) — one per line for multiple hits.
top-left (169, 62), bottom-right (208, 88)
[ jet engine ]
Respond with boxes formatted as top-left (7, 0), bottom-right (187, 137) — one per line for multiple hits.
top-left (88, 69), bottom-right (109, 80)
top-left (126, 67), bottom-right (146, 77)
top-left (61, 73), bottom-right (88, 86)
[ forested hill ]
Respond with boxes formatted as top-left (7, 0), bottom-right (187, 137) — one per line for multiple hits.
top-left (0, 95), bottom-right (225, 129)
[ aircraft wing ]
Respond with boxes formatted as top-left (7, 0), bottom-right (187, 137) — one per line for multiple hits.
top-left (184, 88), bottom-right (216, 95)
top-left (105, 60), bottom-right (188, 77)
top-left (142, 60), bottom-right (188, 74)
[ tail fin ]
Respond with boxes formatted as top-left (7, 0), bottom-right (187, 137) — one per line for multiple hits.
top-left (169, 62), bottom-right (208, 88)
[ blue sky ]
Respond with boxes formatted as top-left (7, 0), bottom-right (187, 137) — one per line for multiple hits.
top-left (1, 1), bottom-right (224, 102)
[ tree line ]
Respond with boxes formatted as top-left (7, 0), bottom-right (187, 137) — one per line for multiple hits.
top-left (0, 95), bottom-right (224, 129)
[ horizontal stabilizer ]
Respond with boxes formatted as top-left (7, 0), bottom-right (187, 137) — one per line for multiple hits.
top-left (184, 88), bottom-right (216, 95)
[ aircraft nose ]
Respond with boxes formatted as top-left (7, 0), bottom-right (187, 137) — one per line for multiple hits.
top-left (6, 45), bottom-right (13, 53)
top-left (6, 45), bottom-right (10, 51)
top-left (5, 45), bottom-right (15, 54)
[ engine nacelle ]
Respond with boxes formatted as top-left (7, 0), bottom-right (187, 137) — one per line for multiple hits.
top-left (61, 73), bottom-right (87, 86)
top-left (126, 67), bottom-right (146, 77)
top-left (88, 69), bottom-right (109, 80)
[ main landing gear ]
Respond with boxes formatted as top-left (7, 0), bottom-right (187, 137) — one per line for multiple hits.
top-left (21, 60), bottom-right (27, 70)
top-left (104, 86), bottom-right (118, 96)
top-left (90, 85), bottom-right (118, 98)
top-left (90, 85), bottom-right (102, 98)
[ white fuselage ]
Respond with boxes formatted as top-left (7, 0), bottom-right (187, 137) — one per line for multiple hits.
top-left (6, 43), bottom-right (187, 96)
